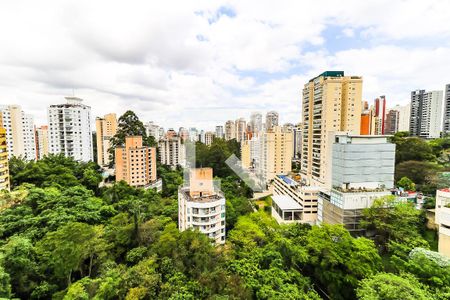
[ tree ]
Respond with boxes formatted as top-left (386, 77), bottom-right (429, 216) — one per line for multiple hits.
top-left (397, 176), bottom-right (416, 191)
top-left (395, 160), bottom-right (442, 192)
top-left (304, 224), bottom-right (382, 300)
top-left (392, 136), bottom-right (435, 164)
top-left (0, 266), bottom-right (11, 299)
top-left (0, 236), bottom-right (39, 298)
top-left (36, 222), bottom-right (109, 287)
top-left (361, 196), bottom-right (428, 256)
top-left (108, 111), bottom-right (156, 166)
top-left (356, 273), bottom-right (432, 300)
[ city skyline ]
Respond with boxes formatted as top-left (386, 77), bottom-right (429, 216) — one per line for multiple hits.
top-left (1, 1), bottom-right (450, 129)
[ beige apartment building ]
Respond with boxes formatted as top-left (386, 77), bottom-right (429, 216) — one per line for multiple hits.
top-left (301, 71), bottom-right (362, 187)
top-left (259, 126), bottom-right (293, 182)
top-left (0, 127), bottom-right (9, 191)
top-left (35, 125), bottom-right (49, 159)
top-left (96, 113), bottom-right (118, 167)
top-left (0, 105), bottom-right (36, 160)
top-left (241, 140), bottom-right (251, 169)
top-left (115, 136), bottom-right (157, 188)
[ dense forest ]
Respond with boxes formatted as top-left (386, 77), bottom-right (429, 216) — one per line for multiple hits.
top-left (1, 116), bottom-right (450, 299)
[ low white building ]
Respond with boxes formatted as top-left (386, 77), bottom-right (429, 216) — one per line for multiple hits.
top-left (271, 195), bottom-right (303, 224)
top-left (178, 168), bottom-right (226, 244)
top-left (273, 175), bottom-right (318, 224)
top-left (436, 189), bottom-right (450, 257)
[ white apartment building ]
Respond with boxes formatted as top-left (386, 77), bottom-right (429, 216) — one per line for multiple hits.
top-left (318, 134), bottom-right (395, 233)
top-left (189, 128), bottom-right (199, 142)
top-left (410, 90), bottom-right (444, 138)
top-left (250, 112), bottom-right (263, 133)
top-left (0, 105), bottom-right (36, 160)
top-left (159, 136), bottom-right (186, 169)
top-left (178, 168), bottom-right (226, 244)
top-left (435, 189), bottom-right (450, 257)
top-left (393, 103), bottom-right (411, 132)
top-left (48, 97), bottom-right (93, 162)
top-left (215, 126), bottom-right (224, 139)
top-left (145, 121), bottom-right (161, 141)
top-left (273, 175), bottom-right (319, 224)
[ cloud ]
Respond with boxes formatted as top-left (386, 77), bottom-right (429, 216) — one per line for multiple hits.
top-left (0, 0), bottom-right (449, 131)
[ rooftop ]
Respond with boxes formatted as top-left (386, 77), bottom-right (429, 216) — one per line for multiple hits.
top-left (180, 187), bottom-right (224, 203)
top-left (272, 195), bottom-right (302, 210)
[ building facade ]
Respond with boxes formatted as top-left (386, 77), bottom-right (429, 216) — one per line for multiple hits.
top-left (35, 125), bottom-right (49, 160)
top-left (215, 125), bottom-right (224, 139)
top-left (258, 126), bottom-right (293, 183)
top-left (273, 175), bottom-right (318, 223)
top-left (235, 118), bottom-right (246, 143)
top-left (394, 103), bottom-right (411, 132)
top-left (250, 112), bottom-right (263, 133)
top-left (178, 168), bottom-right (226, 244)
top-left (115, 136), bottom-right (157, 188)
top-left (224, 120), bottom-right (235, 140)
top-left (318, 134), bottom-right (395, 234)
top-left (159, 136), bottom-right (186, 169)
top-left (265, 111), bottom-right (279, 130)
top-left (442, 84), bottom-right (450, 135)
top-left (95, 113), bottom-right (117, 167)
top-left (205, 131), bottom-right (215, 146)
top-left (48, 97), bottom-right (93, 162)
top-left (384, 109), bottom-right (399, 135)
top-left (435, 189), bottom-right (450, 257)
top-left (0, 127), bottom-right (9, 191)
top-left (410, 90), bottom-right (443, 138)
top-left (301, 71), bottom-right (363, 187)
top-left (373, 96), bottom-right (387, 135)
top-left (145, 121), bottom-right (161, 141)
top-left (0, 105), bottom-right (36, 160)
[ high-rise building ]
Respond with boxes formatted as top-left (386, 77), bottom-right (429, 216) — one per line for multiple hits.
top-left (318, 134), bottom-right (395, 233)
top-left (95, 113), bottom-right (117, 167)
top-left (159, 135), bottom-right (185, 169)
top-left (257, 126), bottom-right (293, 183)
top-left (373, 96), bottom-right (387, 135)
top-left (293, 124), bottom-right (302, 159)
top-left (250, 112), bottom-right (263, 133)
top-left (179, 127), bottom-right (189, 142)
top-left (241, 140), bottom-right (251, 169)
top-left (301, 71), bottom-right (362, 187)
top-left (0, 105), bottom-right (36, 160)
top-left (394, 104), bottom-right (411, 132)
top-left (410, 90), bottom-right (443, 138)
top-left (360, 108), bottom-right (374, 135)
top-left (0, 127), bottom-right (10, 191)
top-left (178, 168), bottom-right (226, 244)
top-left (35, 125), bottom-right (49, 160)
top-left (205, 131), bottom-right (215, 146)
top-left (48, 97), bottom-right (93, 162)
top-left (224, 120), bottom-right (235, 140)
top-left (384, 109), bottom-right (399, 135)
top-left (189, 128), bottom-right (199, 142)
top-left (442, 84), bottom-right (450, 135)
top-left (215, 125), bottom-right (224, 139)
top-left (145, 121), bottom-right (161, 141)
top-left (265, 111), bottom-right (279, 130)
top-left (435, 188), bottom-right (450, 257)
top-left (199, 130), bottom-right (206, 143)
top-left (115, 136), bottom-right (157, 188)
top-left (166, 129), bottom-right (177, 139)
top-left (235, 118), bottom-right (246, 143)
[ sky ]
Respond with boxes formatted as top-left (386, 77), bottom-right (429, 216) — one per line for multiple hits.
top-left (1, 0), bottom-right (450, 131)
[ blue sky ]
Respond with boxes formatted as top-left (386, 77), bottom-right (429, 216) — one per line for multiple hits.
top-left (0, 0), bottom-right (449, 130)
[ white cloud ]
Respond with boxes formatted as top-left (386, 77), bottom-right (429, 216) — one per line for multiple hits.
top-left (0, 0), bottom-right (449, 130)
